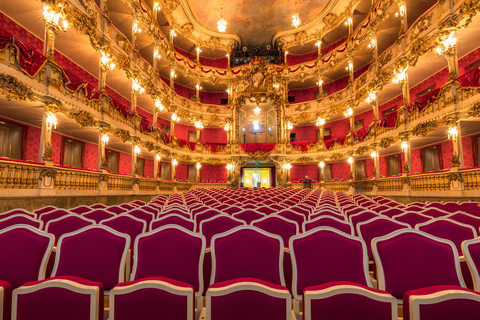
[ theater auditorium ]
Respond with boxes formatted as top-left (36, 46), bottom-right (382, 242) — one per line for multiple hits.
top-left (1, 0), bottom-right (480, 319)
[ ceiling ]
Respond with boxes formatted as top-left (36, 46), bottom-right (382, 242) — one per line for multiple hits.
top-left (185, 0), bottom-right (330, 48)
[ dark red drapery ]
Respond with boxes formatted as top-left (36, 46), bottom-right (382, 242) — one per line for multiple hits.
top-left (472, 135), bottom-right (479, 167)
top-left (240, 143), bottom-right (276, 153)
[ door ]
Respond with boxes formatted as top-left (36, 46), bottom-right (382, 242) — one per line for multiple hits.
top-left (252, 173), bottom-right (261, 188)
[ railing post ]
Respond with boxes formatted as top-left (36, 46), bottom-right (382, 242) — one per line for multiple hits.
top-left (38, 165), bottom-right (56, 196)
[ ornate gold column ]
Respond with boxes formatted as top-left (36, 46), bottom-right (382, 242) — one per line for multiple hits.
top-left (437, 29), bottom-right (459, 80)
top-left (370, 143), bottom-right (380, 178)
top-left (400, 134), bottom-right (411, 174)
top-left (99, 50), bottom-right (115, 93)
top-left (196, 46), bottom-right (201, 71)
top-left (347, 156), bottom-right (354, 180)
top-left (154, 153), bottom-right (160, 179)
top-left (447, 116), bottom-right (463, 168)
top-left (132, 138), bottom-right (140, 176)
top-left (99, 125), bottom-right (110, 171)
top-left (195, 160), bottom-right (201, 183)
top-left (42, 5), bottom-right (67, 60)
top-left (319, 161), bottom-right (325, 182)
top-left (131, 79), bottom-right (144, 114)
top-left (40, 103), bottom-right (59, 163)
top-left (171, 156), bottom-right (177, 181)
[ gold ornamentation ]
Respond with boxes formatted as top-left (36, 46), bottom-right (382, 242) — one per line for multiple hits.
top-left (296, 156), bottom-right (313, 164)
top-left (207, 105), bottom-right (220, 114)
top-left (295, 103), bottom-right (311, 112)
top-left (0, 73), bottom-right (35, 101)
top-left (42, 142), bottom-right (53, 162)
top-left (38, 167), bottom-right (56, 180)
top-left (402, 177), bottom-right (410, 185)
top-left (448, 172), bottom-right (463, 183)
top-left (412, 120), bottom-right (438, 137)
top-left (68, 110), bottom-right (96, 127)
top-left (330, 153), bottom-right (343, 161)
top-left (468, 102), bottom-right (480, 118)
top-left (379, 137), bottom-right (395, 149)
top-left (355, 145), bottom-right (369, 155)
top-left (451, 151), bottom-right (460, 167)
top-left (99, 174), bottom-right (109, 182)
top-left (247, 150), bottom-right (271, 161)
top-left (205, 157), bottom-right (223, 164)
top-left (298, 112), bottom-right (310, 123)
top-left (114, 128), bottom-right (132, 142)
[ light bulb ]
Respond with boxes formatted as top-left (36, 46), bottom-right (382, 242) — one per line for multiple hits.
top-left (155, 99), bottom-right (164, 111)
top-left (316, 117), bottom-right (325, 127)
top-left (156, 154), bottom-right (160, 161)
top-left (196, 163), bottom-right (201, 169)
top-left (287, 122), bottom-right (293, 130)
top-left (253, 120), bottom-right (260, 131)
top-left (348, 157), bottom-right (353, 164)
top-left (448, 127), bottom-right (458, 140)
top-left (217, 17), bottom-right (227, 33)
top-left (226, 164), bottom-right (233, 170)
top-left (292, 12), bottom-right (301, 28)
top-left (254, 106), bottom-right (261, 116)
top-left (172, 159), bottom-right (178, 166)
top-left (46, 113), bottom-right (57, 130)
top-left (101, 134), bottom-right (109, 145)
top-left (344, 108), bottom-right (353, 118)
top-left (319, 161), bottom-right (325, 168)
top-left (401, 141), bottom-right (409, 151)
top-left (371, 151), bottom-right (377, 158)
top-left (134, 145), bottom-right (141, 155)
top-left (224, 123), bottom-right (231, 131)
top-left (171, 113), bottom-right (177, 121)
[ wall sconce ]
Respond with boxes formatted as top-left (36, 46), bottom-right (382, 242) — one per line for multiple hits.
top-left (172, 113), bottom-right (180, 122)
top-left (155, 99), bottom-right (164, 111)
top-left (319, 161), bottom-right (325, 168)
top-left (172, 159), bottom-right (178, 166)
top-left (371, 151), bottom-right (377, 158)
top-left (273, 83), bottom-right (280, 90)
top-left (195, 121), bottom-right (204, 129)
top-left (286, 122), bottom-right (293, 130)
top-left (196, 163), bottom-right (201, 169)
top-left (368, 38), bottom-right (376, 49)
top-left (46, 112), bottom-right (57, 131)
top-left (133, 22), bottom-right (141, 34)
top-left (346, 61), bottom-right (353, 71)
top-left (226, 164), bottom-right (233, 170)
top-left (156, 154), bottom-right (161, 161)
top-left (153, 1), bottom-right (160, 12)
top-left (344, 107), bottom-right (353, 118)
top-left (401, 141), bottom-right (409, 151)
top-left (317, 79), bottom-right (324, 86)
top-left (224, 122), bottom-right (230, 131)
top-left (347, 157), bottom-right (354, 164)
top-left (170, 70), bottom-right (176, 79)
top-left (316, 117), bottom-right (325, 127)
top-left (101, 134), bottom-right (109, 145)
top-left (43, 5), bottom-right (68, 31)
top-left (315, 41), bottom-right (321, 47)
top-left (154, 50), bottom-right (161, 60)
top-left (134, 145), bottom-right (141, 156)
top-left (448, 126), bottom-right (458, 141)
top-left (395, 5), bottom-right (405, 18)
top-left (392, 67), bottom-right (407, 85)
top-left (285, 163), bottom-right (292, 170)
top-left (195, 83), bottom-right (202, 90)
top-left (170, 29), bottom-right (176, 37)
top-left (365, 91), bottom-right (376, 104)
top-left (345, 17), bottom-right (353, 26)
top-left (132, 79), bottom-right (145, 94)
top-left (100, 52), bottom-right (115, 71)
top-left (436, 31), bottom-right (457, 56)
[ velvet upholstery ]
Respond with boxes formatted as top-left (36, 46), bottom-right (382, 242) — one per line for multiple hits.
top-left (100, 214), bottom-right (146, 250)
top-left (0, 215), bottom-right (42, 230)
top-left (45, 215), bottom-right (95, 245)
top-left (0, 280), bottom-right (12, 320)
top-left (372, 229), bottom-right (464, 300)
top-left (52, 225), bottom-right (130, 291)
top-left (131, 226), bottom-right (205, 296)
top-left (232, 210), bottom-right (266, 225)
top-left (0, 226), bottom-right (54, 288)
top-left (252, 216), bottom-right (298, 249)
top-left (81, 210), bottom-right (115, 224)
top-left (13, 276), bottom-right (103, 320)
top-left (125, 209), bottom-right (155, 230)
top-left (303, 216), bottom-right (353, 235)
top-left (150, 214), bottom-right (195, 232)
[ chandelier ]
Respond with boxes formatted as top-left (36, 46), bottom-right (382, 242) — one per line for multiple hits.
top-left (217, 8), bottom-right (227, 33)
top-left (292, 1), bottom-right (301, 28)
top-left (195, 121), bottom-right (204, 129)
top-left (254, 106), bottom-right (261, 116)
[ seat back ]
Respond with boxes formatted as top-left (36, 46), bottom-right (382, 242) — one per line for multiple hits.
top-left (200, 215), bottom-right (245, 247)
top-left (372, 229), bottom-right (465, 299)
top-left (126, 209), bottom-right (155, 230)
top-left (150, 214), bottom-right (195, 232)
top-left (131, 226), bottom-right (205, 296)
top-left (416, 218), bottom-right (477, 253)
top-left (303, 216), bottom-right (353, 235)
top-left (356, 216), bottom-right (410, 260)
top-left (252, 215), bottom-right (298, 248)
top-left (462, 237), bottom-right (480, 291)
top-left (290, 227), bottom-right (371, 300)
top-left (69, 205), bottom-right (92, 214)
top-left (40, 209), bottom-right (70, 228)
top-left (195, 210), bottom-right (223, 232)
top-left (211, 226), bottom-right (284, 286)
top-left (0, 225), bottom-right (54, 288)
top-left (0, 214), bottom-right (42, 230)
top-left (45, 215), bottom-right (95, 245)
top-left (232, 210), bottom-right (266, 225)
top-left (100, 214), bottom-right (146, 250)
top-left (393, 212), bottom-right (432, 228)
top-left (277, 210), bottom-right (305, 227)
top-left (105, 206), bottom-right (127, 214)
top-left (52, 225), bottom-right (130, 291)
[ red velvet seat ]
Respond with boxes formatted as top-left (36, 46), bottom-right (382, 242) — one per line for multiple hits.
top-left (232, 210), bottom-right (266, 225)
top-left (131, 226), bottom-right (205, 318)
top-left (404, 285), bottom-right (480, 320)
top-left (290, 227), bottom-right (371, 318)
top-left (105, 206), bottom-right (127, 215)
top-left (0, 209), bottom-right (35, 220)
top-left (69, 205), bottom-right (93, 214)
top-left (276, 210), bottom-right (305, 228)
top-left (46, 214), bottom-right (95, 245)
top-left (0, 225), bottom-right (54, 289)
top-left (81, 209), bottom-right (115, 224)
top-left (0, 214), bottom-right (42, 230)
top-left (126, 209), bottom-right (155, 231)
top-left (393, 212), bottom-right (432, 228)
top-left (110, 277), bottom-right (195, 320)
top-left (372, 229), bottom-right (465, 300)
top-left (52, 225), bottom-right (130, 292)
top-left (13, 276), bottom-right (103, 320)
top-left (206, 278), bottom-right (292, 320)
top-left (462, 237), bottom-right (480, 291)
top-left (303, 281), bottom-right (397, 320)
top-left (195, 209), bottom-right (223, 232)
top-left (150, 214), bottom-right (195, 232)
top-left (0, 280), bottom-right (12, 320)
top-left (39, 209), bottom-right (70, 229)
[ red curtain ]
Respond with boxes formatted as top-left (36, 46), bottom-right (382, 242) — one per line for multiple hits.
top-left (420, 148), bottom-right (425, 173)
top-left (472, 135), bottom-right (479, 167)
top-left (13, 38), bottom-right (47, 77)
top-left (437, 144), bottom-right (443, 170)
top-left (240, 143), bottom-right (276, 153)
top-left (456, 67), bottom-right (480, 88)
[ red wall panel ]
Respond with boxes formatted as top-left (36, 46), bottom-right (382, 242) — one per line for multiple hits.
top-left (175, 163), bottom-right (189, 180)
top-left (409, 68), bottom-right (449, 99)
top-left (200, 165), bottom-right (227, 182)
top-left (291, 164), bottom-right (319, 181)
top-left (378, 96), bottom-right (403, 115)
top-left (354, 109), bottom-right (375, 127)
top-left (118, 152), bottom-right (132, 175)
top-left (0, 12), bottom-right (43, 52)
top-left (463, 135), bottom-right (475, 168)
top-left (330, 162), bottom-right (350, 180)
top-left (291, 125), bottom-right (318, 142)
top-left (411, 148), bottom-right (422, 173)
top-left (83, 142), bottom-right (98, 170)
top-left (324, 118), bottom-right (350, 138)
top-left (24, 125), bottom-right (41, 162)
top-left (200, 128), bottom-right (227, 144)
top-left (174, 123), bottom-right (197, 141)
top-left (143, 159), bottom-right (154, 178)
top-left (51, 132), bottom-right (62, 165)
top-left (459, 47), bottom-right (480, 76)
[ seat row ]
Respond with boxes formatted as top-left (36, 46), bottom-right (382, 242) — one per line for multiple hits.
top-left (3, 223), bottom-right (480, 319)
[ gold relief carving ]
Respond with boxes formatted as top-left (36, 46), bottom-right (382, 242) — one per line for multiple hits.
top-left (355, 145), bottom-right (369, 155)
top-left (116, 55), bottom-right (132, 71)
top-left (208, 114), bottom-right (219, 124)
top-left (205, 157), bottom-right (223, 164)
top-left (180, 23), bottom-right (194, 37)
top-left (296, 156), bottom-right (313, 164)
top-left (377, 52), bottom-right (392, 70)
top-left (63, 4), bottom-right (100, 49)
top-left (39, 166), bottom-right (56, 180)
top-left (410, 13), bottom-right (433, 41)
top-left (247, 150), bottom-right (271, 161)
top-left (206, 37), bottom-right (220, 49)
top-left (468, 102), bottom-right (480, 118)
top-left (451, 151), bottom-right (461, 167)
top-left (379, 137), bottom-right (395, 149)
top-left (178, 154), bottom-right (192, 162)
top-left (298, 112), bottom-right (310, 123)
top-left (330, 153), bottom-right (343, 161)
top-left (68, 110), bottom-right (96, 127)
top-left (42, 142), bottom-right (53, 162)
top-left (402, 177), bottom-right (411, 186)
top-left (100, 156), bottom-right (107, 170)
top-left (295, 103), bottom-right (311, 112)
top-left (142, 141), bottom-right (155, 152)
top-left (412, 120), bottom-right (439, 137)
top-left (99, 174), bottom-right (109, 182)
top-left (114, 128), bottom-right (132, 142)
top-left (207, 105), bottom-right (220, 114)
top-left (0, 73), bottom-right (35, 102)
top-left (448, 172), bottom-right (463, 183)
